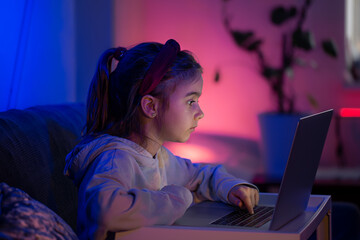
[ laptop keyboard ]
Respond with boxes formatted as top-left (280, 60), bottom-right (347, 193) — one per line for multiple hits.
top-left (210, 206), bottom-right (274, 228)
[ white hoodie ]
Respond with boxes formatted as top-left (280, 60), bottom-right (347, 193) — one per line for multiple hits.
top-left (64, 134), bottom-right (255, 240)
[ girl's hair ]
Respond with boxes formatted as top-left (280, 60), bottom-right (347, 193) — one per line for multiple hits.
top-left (85, 41), bottom-right (203, 138)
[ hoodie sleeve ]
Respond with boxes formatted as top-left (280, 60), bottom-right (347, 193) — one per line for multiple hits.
top-left (77, 149), bottom-right (193, 239)
top-left (163, 148), bottom-right (258, 204)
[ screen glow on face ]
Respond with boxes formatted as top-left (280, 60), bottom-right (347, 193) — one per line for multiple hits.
top-left (158, 75), bottom-right (204, 143)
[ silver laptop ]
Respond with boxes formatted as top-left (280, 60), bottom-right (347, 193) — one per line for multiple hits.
top-left (174, 109), bottom-right (333, 231)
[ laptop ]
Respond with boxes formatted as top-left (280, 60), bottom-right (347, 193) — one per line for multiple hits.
top-left (173, 109), bottom-right (333, 231)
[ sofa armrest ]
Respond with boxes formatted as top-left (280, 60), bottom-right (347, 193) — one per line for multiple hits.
top-left (0, 103), bottom-right (85, 231)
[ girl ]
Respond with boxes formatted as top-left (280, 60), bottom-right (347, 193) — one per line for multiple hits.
top-left (64, 39), bottom-right (259, 240)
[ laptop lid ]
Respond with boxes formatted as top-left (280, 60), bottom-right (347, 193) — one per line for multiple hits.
top-left (269, 109), bottom-right (333, 230)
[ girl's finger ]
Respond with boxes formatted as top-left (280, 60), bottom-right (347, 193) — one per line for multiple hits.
top-left (255, 190), bottom-right (260, 205)
top-left (241, 194), bottom-right (254, 214)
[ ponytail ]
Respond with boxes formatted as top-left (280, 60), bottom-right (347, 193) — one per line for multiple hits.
top-left (86, 48), bottom-right (125, 135)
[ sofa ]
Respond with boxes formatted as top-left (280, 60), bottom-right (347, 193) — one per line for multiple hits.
top-left (0, 103), bottom-right (85, 239)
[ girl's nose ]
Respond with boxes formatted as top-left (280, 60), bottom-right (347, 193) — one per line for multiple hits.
top-left (195, 106), bottom-right (204, 120)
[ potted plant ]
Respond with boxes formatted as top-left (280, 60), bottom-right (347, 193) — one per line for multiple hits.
top-left (221, 0), bottom-right (338, 179)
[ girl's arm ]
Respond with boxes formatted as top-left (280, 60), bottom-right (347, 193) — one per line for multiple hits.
top-left (163, 148), bottom-right (258, 204)
top-left (77, 150), bottom-right (193, 238)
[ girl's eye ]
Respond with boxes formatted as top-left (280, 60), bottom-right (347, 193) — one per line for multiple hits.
top-left (188, 100), bottom-right (196, 105)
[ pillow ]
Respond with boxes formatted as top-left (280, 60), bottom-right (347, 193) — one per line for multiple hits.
top-left (0, 182), bottom-right (78, 240)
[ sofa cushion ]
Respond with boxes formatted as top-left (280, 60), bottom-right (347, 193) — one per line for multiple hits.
top-left (0, 182), bottom-right (78, 239)
top-left (0, 103), bottom-right (85, 231)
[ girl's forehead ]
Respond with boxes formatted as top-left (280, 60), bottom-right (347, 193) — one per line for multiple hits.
top-left (174, 75), bottom-right (203, 96)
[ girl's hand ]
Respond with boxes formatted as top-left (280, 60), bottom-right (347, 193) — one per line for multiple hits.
top-left (228, 185), bottom-right (259, 214)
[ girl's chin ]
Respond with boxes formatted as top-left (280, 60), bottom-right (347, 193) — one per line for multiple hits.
top-left (165, 131), bottom-right (193, 143)
top-left (182, 134), bottom-right (192, 143)
top-left (173, 135), bottom-right (191, 143)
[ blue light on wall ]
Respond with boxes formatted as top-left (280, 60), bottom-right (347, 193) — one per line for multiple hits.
top-left (0, 0), bottom-right (77, 110)
top-left (0, 0), bottom-right (113, 111)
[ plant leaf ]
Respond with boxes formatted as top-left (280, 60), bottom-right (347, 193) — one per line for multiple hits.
top-left (271, 6), bottom-right (297, 25)
top-left (306, 93), bottom-right (319, 109)
top-left (230, 30), bottom-right (254, 48)
top-left (214, 69), bottom-right (221, 83)
top-left (292, 29), bottom-right (316, 51)
top-left (262, 66), bottom-right (281, 79)
top-left (285, 67), bottom-right (294, 79)
top-left (271, 6), bottom-right (287, 25)
top-left (322, 39), bottom-right (338, 58)
top-left (246, 39), bottom-right (263, 51)
top-left (295, 57), bottom-right (307, 66)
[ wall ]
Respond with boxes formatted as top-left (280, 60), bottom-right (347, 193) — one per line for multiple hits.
top-left (113, 0), bottom-right (360, 167)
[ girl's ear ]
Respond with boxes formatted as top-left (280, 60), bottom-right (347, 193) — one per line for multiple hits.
top-left (140, 95), bottom-right (159, 118)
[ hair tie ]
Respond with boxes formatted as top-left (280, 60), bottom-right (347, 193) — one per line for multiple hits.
top-left (114, 47), bottom-right (127, 61)
top-left (139, 39), bottom-right (180, 96)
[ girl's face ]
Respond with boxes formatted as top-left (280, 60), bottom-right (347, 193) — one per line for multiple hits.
top-left (157, 75), bottom-right (204, 143)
